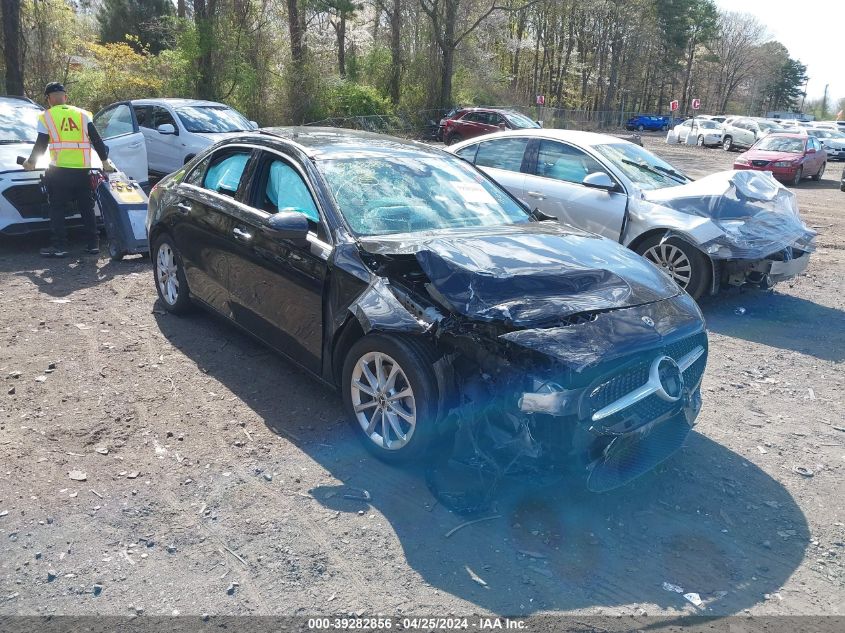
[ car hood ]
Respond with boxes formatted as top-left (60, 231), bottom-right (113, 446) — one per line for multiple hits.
top-left (821, 139), bottom-right (845, 149)
top-left (741, 150), bottom-right (804, 162)
top-left (359, 222), bottom-right (682, 327)
top-left (0, 143), bottom-right (41, 172)
top-left (191, 131), bottom-right (253, 144)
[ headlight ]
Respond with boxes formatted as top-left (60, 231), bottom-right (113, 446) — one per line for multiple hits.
top-left (735, 158), bottom-right (749, 165)
top-left (773, 161), bottom-right (795, 167)
top-left (706, 243), bottom-right (733, 258)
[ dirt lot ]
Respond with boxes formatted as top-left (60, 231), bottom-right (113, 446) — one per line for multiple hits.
top-left (1, 135), bottom-right (843, 619)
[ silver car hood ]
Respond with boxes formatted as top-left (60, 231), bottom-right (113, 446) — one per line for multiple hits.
top-left (627, 170), bottom-right (816, 259)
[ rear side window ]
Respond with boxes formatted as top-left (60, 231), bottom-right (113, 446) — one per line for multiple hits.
top-left (475, 138), bottom-right (529, 172)
top-left (203, 151), bottom-right (251, 196)
top-left (454, 144), bottom-right (478, 163)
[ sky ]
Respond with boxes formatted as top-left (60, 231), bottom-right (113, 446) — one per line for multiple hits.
top-left (715, 0), bottom-right (844, 109)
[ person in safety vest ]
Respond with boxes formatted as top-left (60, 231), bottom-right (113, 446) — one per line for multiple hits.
top-left (22, 82), bottom-right (115, 258)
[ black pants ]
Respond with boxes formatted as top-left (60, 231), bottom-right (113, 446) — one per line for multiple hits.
top-left (44, 167), bottom-right (97, 249)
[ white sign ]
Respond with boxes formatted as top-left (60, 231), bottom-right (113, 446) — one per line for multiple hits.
top-left (692, 98), bottom-right (701, 110)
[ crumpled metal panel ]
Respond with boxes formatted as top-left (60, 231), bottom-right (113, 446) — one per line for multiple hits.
top-left (499, 292), bottom-right (704, 371)
top-left (639, 170), bottom-right (817, 259)
top-left (364, 223), bottom-right (682, 326)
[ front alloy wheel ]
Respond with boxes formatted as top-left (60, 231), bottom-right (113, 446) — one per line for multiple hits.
top-left (636, 235), bottom-right (710, 300)
top-left (342, 334), bottom-right (440, 462)
top-left (350, 351), bottom-right (416, 451)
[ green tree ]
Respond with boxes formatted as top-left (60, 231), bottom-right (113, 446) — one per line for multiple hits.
top-left (98, 0), bottom-right (176, 54)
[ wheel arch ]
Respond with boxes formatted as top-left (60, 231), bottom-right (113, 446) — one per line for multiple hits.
top-left (628, 228), bottom-right (718, 296)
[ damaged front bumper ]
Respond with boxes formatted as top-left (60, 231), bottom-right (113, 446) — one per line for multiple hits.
top-left (717, 248), bottom-right (812, 288)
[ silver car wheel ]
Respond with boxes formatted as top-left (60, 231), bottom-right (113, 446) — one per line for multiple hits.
top-left (156, 243), bottom-right (180, 306)
top-left (350, 351), bottom-right (416, 451)
top-left (644, 243), bottom-right (693, 288)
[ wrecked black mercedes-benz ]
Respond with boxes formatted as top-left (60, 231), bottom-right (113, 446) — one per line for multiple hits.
top-left (147, 128), bottom-right (708, 510)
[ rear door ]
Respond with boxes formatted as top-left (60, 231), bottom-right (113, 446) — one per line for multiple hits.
top-left (169, 146), bottom-right (255, 317)
top-left (227, 149), bottom-right (330, 373)
top-left (468, 136), bottom-right (531, 205)
top-left (523, 139), bottom-right (627, 240)
top-left (92, 103), bottom-right (148, 185)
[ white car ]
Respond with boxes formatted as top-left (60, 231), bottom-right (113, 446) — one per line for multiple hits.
top-left (806, 128), bottom-right (845, 161)
top-left (673, 118), bottom-right (723, 146)
top-left (721, 117), bottom-right (785, 151)
top-left (93, 98), bottom-right (257, 180)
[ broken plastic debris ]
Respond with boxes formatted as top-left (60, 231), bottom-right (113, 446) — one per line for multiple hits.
top-left (734, 307), bottom-right (746, 315)
top-left (792, 465), bottom-right (814, 478)
top-left (683, 592), bottom-right (703, 607)
top-left (68, 470), bottom-right (87, 481)
top-left (806, 388), bottom-right (816, 400)
top-left (465, 566), bottom-right (488, 587)
top-left (662, 582), bottom-right (684, 593)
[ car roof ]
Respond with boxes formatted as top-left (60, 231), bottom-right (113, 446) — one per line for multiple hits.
top-left (451, 128), bottom-right (636, 148)
top-left (765, 132), bottom-right (806, 139)
top-left (0, 96), bottom-right (42, 108)
top-left (254, 127), bottom-right (446, 159)
top-left (130, 98), bottom-right (229, 108)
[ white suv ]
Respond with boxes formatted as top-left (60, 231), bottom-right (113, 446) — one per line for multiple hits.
top-left (721, 118), bottom-right (784, 151)
top-left (94, 98), bottom-right (256, 179)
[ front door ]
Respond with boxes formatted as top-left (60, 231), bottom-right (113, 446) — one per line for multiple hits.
top-left (226, 150), bottom-right (329, 374)
top-left (92, 103), bottom-right (148, 185)
top-left (523, 139), bottom-right (628, 240)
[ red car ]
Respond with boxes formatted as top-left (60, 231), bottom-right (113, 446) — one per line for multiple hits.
top-left (442, 108), bottom-right (540, 145)
top-left (734, 133), bottom-right (827, 186)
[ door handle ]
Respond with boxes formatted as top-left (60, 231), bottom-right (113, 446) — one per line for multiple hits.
top-left (527, 191), bottom-right (546, 200)
top-left (176, 202), bottom-right (192, 214)
top-left (233, 227), bottom-right (253, 241)
top-left (128, 142), bottom-right (143, 149)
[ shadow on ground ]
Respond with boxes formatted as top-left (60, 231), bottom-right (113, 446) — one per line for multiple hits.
top-left (154, 307), bottom-right (810, 616)
top-left (699, 288), bottom-right (845, 363)
top-left (0, 233), bottom-right (149, 297)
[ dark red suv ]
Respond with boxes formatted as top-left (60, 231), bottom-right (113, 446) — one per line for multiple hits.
top-left (442, 108), bottom-right (540, 145)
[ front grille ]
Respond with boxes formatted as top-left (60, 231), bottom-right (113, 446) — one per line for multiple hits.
top-left (587, 331), bottom-right (707, 432)
top-left (751, 160), bottom-right (770, 167)
top-left (2, 184), bottom-right (52, 219)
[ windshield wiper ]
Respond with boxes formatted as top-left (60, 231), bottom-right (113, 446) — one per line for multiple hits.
top-left (621, 158), bottom-right (687, 184)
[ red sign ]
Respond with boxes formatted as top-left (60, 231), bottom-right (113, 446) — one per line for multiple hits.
top-left (670, 100), bottom-right (679, 112)
top-left (536, 95), bottom-right (545, 105)
top-left (691, 98), bottom-right (701, 110)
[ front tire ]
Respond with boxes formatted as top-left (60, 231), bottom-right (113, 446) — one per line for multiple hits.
top-left (791, 167), bottom-right (803, 187)
top-left (637, 124), bottom-right (645, 132)
top-left (636, 234), bottom-right (711, 300)
top-left (697, 135), bottom-right (705, 147)
top-left (342, 334), bottom-right (440, 463)
top-left (152, 234), bottom-right (193, 314)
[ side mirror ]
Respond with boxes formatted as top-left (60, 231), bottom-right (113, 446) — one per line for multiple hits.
top-left (265, 209), bottom-right (310, 242)
top-left (807, 148), bottom-right (816, 154)
top-left (582, 172), bottom-right (616, 191)
top-left (249, 120), bottom-right (259, 129)
top-left (157, 123), bottom-right (176, 135)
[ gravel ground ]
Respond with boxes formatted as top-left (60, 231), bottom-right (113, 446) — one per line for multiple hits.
top-left (0, 134), bottom-right (843, 618)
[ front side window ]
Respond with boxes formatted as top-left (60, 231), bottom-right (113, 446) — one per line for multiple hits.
top-left (535, 140), bottom-right (607, 184)
top-left (318, 154), bottom-right (528, 236)
top-left (261, 159), bottom-right (320, 223)
top-left (94, 104), bottom-right (135, 139)
top-left (152, 106), bottom-right (177, 129)
top-left (475, 138), bottom-right (529, 172)
top-left (203, 151), bottom-right (251, 195)
top-left (176, 106), bottom-right (252, 133)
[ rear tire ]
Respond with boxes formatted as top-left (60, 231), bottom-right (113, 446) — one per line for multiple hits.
top-left (152, 234), bottom-right (193, 314)
top-left (635, 234), bottom-right (711, 300)
top-left (342, 334), bottom-right (441, 463)
top-left (722, 136), bottom-right (733, 151)
top-left (697, 135), bottom-right (705, 147)
top-left (108, 239), bottom-right (124, 262)
top-left (811, 162), bottom-right (825, 181)
top-left (445, 133), bottom-right (463, 146)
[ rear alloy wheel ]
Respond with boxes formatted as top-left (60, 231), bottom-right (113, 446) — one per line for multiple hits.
top-left (697, 135), bottom-right (705, 147)
top-left (811, 162), bottom-right (825, 181)
top-left (342, 334), bottom-right (440, 462)
top-left (152, 235), bottom-right (193, 314)
top-left (637, 235), bottom-right (710, 300)
top-left (446, 133), bottom-right (463, 146)
top-left (722, 136), bottom-right (733, 151)
top-left (791, 167), bottom-right (803, 187)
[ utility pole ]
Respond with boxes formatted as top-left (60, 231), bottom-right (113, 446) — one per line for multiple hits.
top-left (821, 83), bottom-right (829, 119)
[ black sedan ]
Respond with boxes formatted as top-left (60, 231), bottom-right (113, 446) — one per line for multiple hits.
top-left (146, 128), bottom-right (708, 493)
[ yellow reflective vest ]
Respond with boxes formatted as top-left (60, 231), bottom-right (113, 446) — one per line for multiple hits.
top-left (38, 105), bottom-right (95, 169)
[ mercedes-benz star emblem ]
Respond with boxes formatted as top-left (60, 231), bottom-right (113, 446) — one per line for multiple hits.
top-left (650, 356), bottom-right (684, 402)
top-left (641, 316), bottom-right (655, 327)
